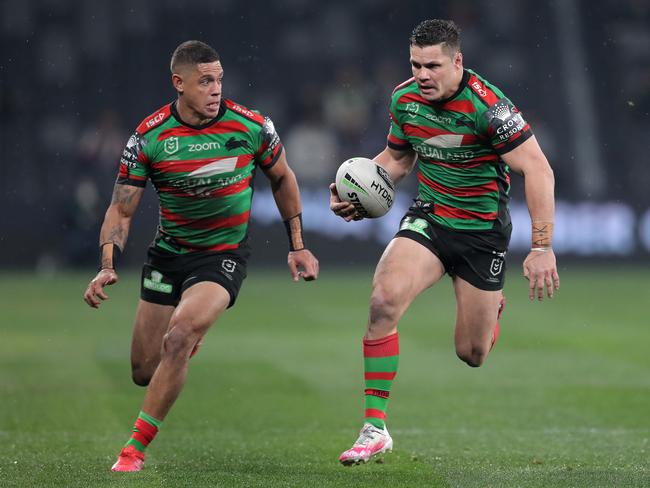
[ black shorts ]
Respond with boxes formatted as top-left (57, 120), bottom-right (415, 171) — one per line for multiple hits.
top-left (140, 245), bottom-right (250, 308)
top-left (395, 206), bottom-right (512, 291)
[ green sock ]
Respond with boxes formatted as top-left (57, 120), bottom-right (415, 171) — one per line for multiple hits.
top-left (363, 333), bottom-right (399, 429)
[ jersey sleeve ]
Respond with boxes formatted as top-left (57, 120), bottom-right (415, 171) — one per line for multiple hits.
top-left (254, 116), bottom-right (284, 169)
top-left (116, 132), bottom-right (150, 187)
top-left (482, 98), bottom-right (533, 155)
top-left (386, 95), bottom-right (411, 151)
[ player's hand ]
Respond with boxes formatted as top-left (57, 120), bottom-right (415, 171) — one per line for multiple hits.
top-left (523, 250), bottom-right (560, 301)
top-left (329, 183), bottom-right (362, 222)
top-left (288, 249), bottom-right (319, 282)
top-left (83, 268), bottom-right (119, 308)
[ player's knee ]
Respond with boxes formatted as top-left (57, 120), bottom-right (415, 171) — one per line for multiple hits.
top-left (456, 345), bottom-right (488, 368)
top-left (369, 283), bottom-right (400, 324)
top-left (162, 320), bottom-right (202, 358)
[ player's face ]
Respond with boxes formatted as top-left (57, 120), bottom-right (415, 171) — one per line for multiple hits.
top-left (409, 44), bottom-right (463, 102)
top-left (174, 61), bottom-right (223, 124)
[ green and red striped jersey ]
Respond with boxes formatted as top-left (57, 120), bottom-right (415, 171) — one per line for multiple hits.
top-left (388, 68), bottom-right (532, 231)
top-left (117, 99), bottom-right (283, 253)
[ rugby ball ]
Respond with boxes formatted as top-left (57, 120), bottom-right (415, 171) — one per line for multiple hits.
top-left (335, 157), bottom-right (395, 218)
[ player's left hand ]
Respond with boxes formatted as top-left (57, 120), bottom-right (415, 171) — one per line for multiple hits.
top-left (288, 249), bottom-right (319, 282)
top-left (523, 250), bottom-right (560, 301)
top-left (83, 268), bottom-right (119, 308)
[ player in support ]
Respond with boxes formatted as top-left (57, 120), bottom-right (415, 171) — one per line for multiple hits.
top-left (330, 20), bottom-right (560, 465)
top-left (83, 40), bottom-right (319, 472)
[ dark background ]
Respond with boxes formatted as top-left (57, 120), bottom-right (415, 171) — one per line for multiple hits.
top-left (1, 0), bottom-right (648, 272)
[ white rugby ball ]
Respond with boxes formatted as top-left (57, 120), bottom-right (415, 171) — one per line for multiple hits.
top-left (335, 157), bottom-right (395, 218)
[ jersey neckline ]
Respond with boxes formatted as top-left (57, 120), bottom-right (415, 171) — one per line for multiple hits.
top-left (430, 69), bottom-right (470, 106)
top-left (170, 100), bottom-right (226, 130)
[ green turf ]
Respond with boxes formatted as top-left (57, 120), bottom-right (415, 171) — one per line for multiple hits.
top-left (1, 267), bottom-right (649, 487)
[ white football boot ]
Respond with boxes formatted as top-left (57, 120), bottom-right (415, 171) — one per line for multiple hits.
top-left (339, 422), bottom-right (393, 465)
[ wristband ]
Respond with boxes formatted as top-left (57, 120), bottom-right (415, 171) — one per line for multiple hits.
top-left (531, 247), bottom-right (552, 252)
top-left (98, 242), bottom-right (122, 271)
top-left (283, 213), bottom-right (305, 252)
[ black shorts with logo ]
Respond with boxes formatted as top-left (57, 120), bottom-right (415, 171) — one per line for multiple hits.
top-left (140, 244), bottom-right (250, 308)
top-left (395, 205), bottom-right (512, 291)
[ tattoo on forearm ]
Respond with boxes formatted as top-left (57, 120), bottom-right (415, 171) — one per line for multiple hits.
top-left (111, 184), bottom-right (138, 206)
top-left (107, 225), bottom-right (127, 248)
top-left (532, 221), bottom-right (553, 248)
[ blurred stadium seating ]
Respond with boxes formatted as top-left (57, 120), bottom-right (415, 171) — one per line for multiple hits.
top-left (1, 0), bottom-right (648, 269)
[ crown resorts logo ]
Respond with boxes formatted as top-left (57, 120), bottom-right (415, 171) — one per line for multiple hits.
top-left (492, 103), bottom-right (512, 123)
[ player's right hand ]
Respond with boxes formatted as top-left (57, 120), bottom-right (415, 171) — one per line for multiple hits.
top-left (329, 183), bottom-right (363, 222)
top-left (523, 250), bottom-right (560, 301)
top-left (83, 269), bottom-right (119, 308)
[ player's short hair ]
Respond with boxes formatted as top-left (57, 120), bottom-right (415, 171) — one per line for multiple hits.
top-left (410, 19), bottom-right (461, 55)
top-left (170, 40), bottom-right (220, 73)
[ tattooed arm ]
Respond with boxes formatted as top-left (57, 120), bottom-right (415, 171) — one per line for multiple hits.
top-left (99, 184), bottom-right (144, 256)
top-left (502, 136), bottom-right (560, 301)
top-left (84, 184), bottom-right (144, 308)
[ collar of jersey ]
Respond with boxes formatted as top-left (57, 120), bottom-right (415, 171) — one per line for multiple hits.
top-left (430, 69), bottom-right (470, 106)
top-left (170, 100), bottom-right (226, 130)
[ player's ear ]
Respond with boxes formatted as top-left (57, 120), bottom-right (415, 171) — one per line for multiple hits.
top-left (454, 51), bottom-right (463, 70)
top-left (172, 73), bottom-right (184, 94)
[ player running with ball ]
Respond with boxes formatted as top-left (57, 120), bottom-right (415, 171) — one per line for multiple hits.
top-left (83, 40), bottom-right (318, 472)
top-left (330, 19), bottom-right (560, 465)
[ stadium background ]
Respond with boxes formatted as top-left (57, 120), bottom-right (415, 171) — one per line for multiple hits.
top-left (1, 0), bottom-right (649, 269)
top-left (1, 1), bottom-right (649, 487)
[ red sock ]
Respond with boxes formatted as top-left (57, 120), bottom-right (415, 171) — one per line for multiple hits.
top-left (125, 411), bottom-right (161, 453)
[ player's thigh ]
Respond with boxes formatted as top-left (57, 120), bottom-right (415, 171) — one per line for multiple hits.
top-left (373, 236), bottom-right (446, 308)
top-left (131, 299), bottom-right (175, 366)
top-left (453, 276), bottom-right (502, 347)
top-left (169, 281), bottom-right (231, 337)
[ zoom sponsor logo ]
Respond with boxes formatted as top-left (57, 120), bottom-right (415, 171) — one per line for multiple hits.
top-left (189, 141), bottom-right (221, 152)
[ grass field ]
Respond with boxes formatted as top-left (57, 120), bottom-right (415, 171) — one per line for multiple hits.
top-left (1, 267), bottom-right (649, 487)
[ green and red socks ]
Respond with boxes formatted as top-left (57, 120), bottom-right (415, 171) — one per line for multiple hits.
top-left (125, 411), bottom-right (162, 453)
top-left (363, 332), bottom-right (399, 429)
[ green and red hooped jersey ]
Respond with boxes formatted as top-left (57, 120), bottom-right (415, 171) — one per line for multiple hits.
top-left (117, 99), bottom-right (283, 253)
top-left (387, 69), bottom-right (532, 232)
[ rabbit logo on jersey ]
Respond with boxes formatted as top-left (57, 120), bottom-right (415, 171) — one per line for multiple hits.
top-left (405, 102), bottom-right (419, 117)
